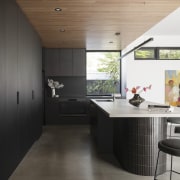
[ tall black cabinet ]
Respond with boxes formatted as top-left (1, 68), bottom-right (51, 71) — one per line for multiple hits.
top-left (5, 1), bottom-right (19, 177)
top-left (0, 1), bottom-right (9, 179)
top-left (0, 0), bottom-right (42, 179)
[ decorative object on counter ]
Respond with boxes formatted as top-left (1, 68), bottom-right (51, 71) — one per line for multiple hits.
top-left (129, 94), bottom-right (145, 107)
top-left (48, 79), bottom-right (64, 98)
top-left (148, 104), bottom-right (174, 112)
top-left (125, 84), bottom-right (152, 107)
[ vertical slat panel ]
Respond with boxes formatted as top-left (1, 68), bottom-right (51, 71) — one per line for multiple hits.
top-left (114, 117), bottom-right (167, 176)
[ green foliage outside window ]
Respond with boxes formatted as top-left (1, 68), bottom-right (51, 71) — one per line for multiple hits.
top-left (134, 48), bottom-right (155, 59)
top-left (159, 49), bottom-right (180, 60)
top-left (134, 47), bottom-right (180, 60)
top-left (97, 52), bottom-right (120, 82)
top-left (87, 52), bottom-right (120, 95)
top-left (87, 80), bottom-right (119, 95)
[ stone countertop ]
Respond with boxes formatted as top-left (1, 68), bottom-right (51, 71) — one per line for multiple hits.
top-left (91, 99), bottom-right (180, 118)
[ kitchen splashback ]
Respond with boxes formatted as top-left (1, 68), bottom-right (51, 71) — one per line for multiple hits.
top-left (46, 76), bottom-right (86, 98)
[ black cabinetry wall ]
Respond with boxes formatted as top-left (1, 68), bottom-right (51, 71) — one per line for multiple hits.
top-left (0, 0), bottom-right (42, 179)
top-left (5, 1), bottom-right (19, 177)
top-left (44, 48), bottom-right (88, 124)
top-left (44, 48), bottom-right (86, 76)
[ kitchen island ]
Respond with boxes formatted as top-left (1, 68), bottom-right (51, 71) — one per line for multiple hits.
top-left (90, 99), bottom-right (180, 176)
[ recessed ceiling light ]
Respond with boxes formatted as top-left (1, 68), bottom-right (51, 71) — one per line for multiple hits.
top-left (109, 41), bottom-right (113, 43)
top-left (60, 28), bottom-right (65, 32)
top-left (54, 7), bottom-right (62, 12)
top-left (115, 32), bottom-right (120, 36)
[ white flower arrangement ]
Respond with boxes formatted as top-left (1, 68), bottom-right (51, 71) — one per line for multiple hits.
top-left (48, 79), bottom-right (64, 97)
top-left (48, 79), bottom-right (64, 89)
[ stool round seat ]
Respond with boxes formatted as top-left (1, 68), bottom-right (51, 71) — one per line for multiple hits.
top-left (167, 118), bottom-right (180, 124)
top-left (159, 139), bottom-right (180, 156)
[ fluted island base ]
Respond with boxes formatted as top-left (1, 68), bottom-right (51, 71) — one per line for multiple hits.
top-left (114, 117), bottom-right (167, 176)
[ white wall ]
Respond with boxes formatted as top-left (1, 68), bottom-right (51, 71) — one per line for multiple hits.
top-left (124, 52), bottom-right (180, 104)
top-left (122, 7), bottom-right (180, 104)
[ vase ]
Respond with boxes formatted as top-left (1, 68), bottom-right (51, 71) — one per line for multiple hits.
top-left (129, 94), bottom-right (145, 107)
top-left (52, 88), bottom-right (56, 97)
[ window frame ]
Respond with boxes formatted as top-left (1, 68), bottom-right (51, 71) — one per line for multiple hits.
top-left (134, 47), bottom-right (156, 60)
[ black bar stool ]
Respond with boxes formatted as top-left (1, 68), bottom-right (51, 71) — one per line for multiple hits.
top-left (154, 138), bottom-right (180, 180)
top-left (167, 118), bottom-right (180, 137)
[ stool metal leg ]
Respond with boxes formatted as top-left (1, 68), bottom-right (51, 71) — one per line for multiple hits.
top-left (170, 155), bottom-right (173, 180)
top-left (170, 123), bottom-right (172, 137)
top-left (154, 150), bottom-right (160, 180)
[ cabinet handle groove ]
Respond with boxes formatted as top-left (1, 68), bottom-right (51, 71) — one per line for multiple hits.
top-left (17, 91), bottom-right (19, 104)
top-left (32, 90), bottom-right (35, 100)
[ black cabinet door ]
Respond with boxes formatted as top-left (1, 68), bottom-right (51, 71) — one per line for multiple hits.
top-left (0, 0), bottom-right (6, 130)
top-left (31, 33), bottom-right (42, 140)
top-left (18, 7), bottom-right (42, 157)
top-left (59, 49), bottom-right (73, 76)
top-left (24, 16), bottom-right (38, 146)
top-left (73, 49), bottom-right (86, 76)
top-left (18, 9), bottom-right (33, 156)
top-left (44, 48), bottom-right (86, 77)
top-left (44, 48), bottom-right (74, 76)
top-left (45, 48), bottom-right (59, 76)
top-left (18, 4), bottom-right (43, 158)
top-left (0, 1), bottom-right (42, 179)
top-left (45, 98), bottom-right (59, 124)
top-left (6, 0), bottom-right (19, 177)
top-left (0, 1), bottom-right (8, 180)
top-left (0, 0), bottom-right (6, 129)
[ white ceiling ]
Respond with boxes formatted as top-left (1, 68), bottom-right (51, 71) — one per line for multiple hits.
top-left (123, 6), bottom-right (180, 53)
top-left (145, 7), bottom-right (180, 36)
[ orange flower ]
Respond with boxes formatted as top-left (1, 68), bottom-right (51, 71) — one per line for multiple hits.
top-left (131, 87), bottom-right (137, 94)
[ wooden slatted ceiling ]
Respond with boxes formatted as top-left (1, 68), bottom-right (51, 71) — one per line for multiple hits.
top-left (16, 0), bottom-right (180, 50)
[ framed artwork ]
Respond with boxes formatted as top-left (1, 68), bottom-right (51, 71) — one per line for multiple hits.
top-left (165, 70), bottom-right (180, 106)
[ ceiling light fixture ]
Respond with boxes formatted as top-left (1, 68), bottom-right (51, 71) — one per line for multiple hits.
top-left (54, 7), bottom-right (62, 12)
top-left (109, 41), bottom-right (113, 43)
top-left (121, 37), bottom-right (154, 59)
top-left (59, 28), bottom-right (65, 32)
top-left (115, 32), bottom-right (120, 36)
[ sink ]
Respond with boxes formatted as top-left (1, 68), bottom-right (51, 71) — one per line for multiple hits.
top-left (96, 99), bottom-right (113, 102)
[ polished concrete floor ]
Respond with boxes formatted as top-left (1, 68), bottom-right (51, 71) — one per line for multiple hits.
top-left (10, 125), bottom-right (180, 180)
